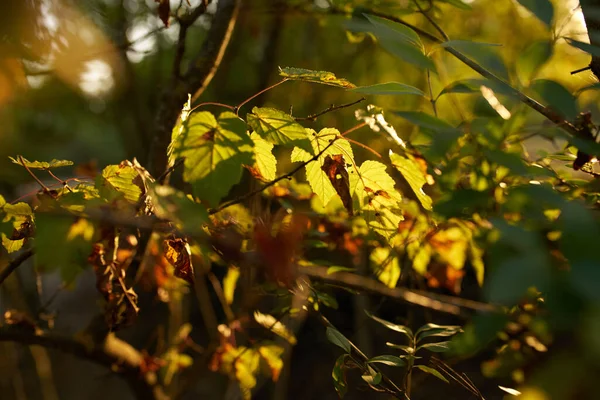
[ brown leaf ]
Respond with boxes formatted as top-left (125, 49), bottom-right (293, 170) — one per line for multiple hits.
top-left (155, 0), bottom-right (170, 27)
top-left (321, 154), bottom-right (353, 215)
top-left (164, 237), bottom-right (194, 284)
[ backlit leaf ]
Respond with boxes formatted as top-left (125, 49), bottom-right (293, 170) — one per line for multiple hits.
top-left (251, 132), bottom-right (277, 181)
top-left (97, 162), bottom-right (144, 203)
top-left (254, 311), bottom-right (297, 345)
top-left (278, 66), bottom-right (356, 88)
top-left (326, 326), bottom-right (351, 353)
top-left (565, 38), bottom-right (600, 58)
top-left (390, 151), bottom-right (432, 210)
top-left (417, 341), bottom-right (452, 353)
top-left (516, 0), bottom-right (554, 27)
top-left (171, 111), bottom-right (253, 206)
top-left (223, 266), bottom-right (240, 305)
top-left (258, 345), bottom-right (284, 381)
top-left (370, 247), bottom-right (400, 288)
top-left (367, 355), bottom-right (406, 367)
top-left (415, 365), bottom-right (449, 383)
top-left (247, 107), bottom-right (311, 151)
top-left (365, 310), bottom-right (413, 338)
top-left (10, 156), bottom-right (73, 169)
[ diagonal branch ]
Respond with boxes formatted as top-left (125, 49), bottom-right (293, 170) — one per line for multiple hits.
top-left (0, 249), bottom-right (34, 285)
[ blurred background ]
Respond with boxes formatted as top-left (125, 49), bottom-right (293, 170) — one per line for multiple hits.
top-left (0, 0), bottom-right (598, 399)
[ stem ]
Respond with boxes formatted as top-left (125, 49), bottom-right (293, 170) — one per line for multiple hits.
top-left (18, 156), bottom-right (50, 193)
top-left (0, 249), bottom-right (34, 285)
top-left (235, 79), bottom-right (288, 116)
top-left (294, 97), bottom-right (366, 122)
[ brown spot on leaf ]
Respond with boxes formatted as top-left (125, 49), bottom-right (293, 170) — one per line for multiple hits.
top-left (164, 237), bottom-right (194, 284)
top-left (321, 154), bottom-right (353, 215)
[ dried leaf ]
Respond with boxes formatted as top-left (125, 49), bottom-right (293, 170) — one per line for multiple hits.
top-left (164, 238), bottom-right (194, 284)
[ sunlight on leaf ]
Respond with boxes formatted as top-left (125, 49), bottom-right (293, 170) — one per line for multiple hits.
top-left (10, 156), bottom-right (74, 169)
top-left (390, 150), bottom-right (432, 210)
top-left (415, 365), bottom-right (449, 383)
top-left (370, 247), bottom-right (400, 288)
top-left (254, 311), bottom-right (297, 345)
top-left (278, 67), bottom-right (356, 88)
top-left (251, 132), bottom-right (277, 181)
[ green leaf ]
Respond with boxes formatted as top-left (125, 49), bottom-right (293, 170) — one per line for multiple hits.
top-left (566, 38), bottom-right (600, 58)
top-left (150, 185), bottom-right (208, 235)
top-left (417, 341), bottom-right (452, 353)
top-left (531, 79), bottom-right (578, 121)
top-left (393, 111), bottom-right (456, 132)
top-left (251, 132), bottom-right (277, 181)
top-left (385, 343), bottom-right (414, 354)
top-left (363, 14), bottom-right (435, 71)
top-left (351, 82), bottom-right (424, 96)
top-left (370, 247), bottom-right (400, 288)
top-left (10, 156), bottom-right (73, 169)
top-left (35, 214), bottom-right (95, 282)
top-left (516, 0), bottom-right (554, 27)
top-left (365, 310), bottom-right (413, 338)
top-left (415, 365), bottom-right (449, 383)
top-left (247, 107), bottom-right (311, 151)
top-left (440, 40), bottom-right (502, 53)
top-left (97, 163), bottom-right (143, 203)
top-left (332, 354), bottom-right (350, 398)
top-left (416, 323), bottom-right (462, 338)
top-left (390, 151), bottom-right (432, 210)
top-left (439, 0), bottom-right (472, 9)
top-left (254, 311), bottom-right (297, 345)
top-left (326, 327), bottom-right (352, 353)
top-left (278, 67), bottom-right (356, 88)
top-left (291, 128), bottom-right (354, 207)
top-left (516, 40), bottom-right (553, 84)
top-left (223, 266), bottom-right (239, 305)
top-left (350, 161), bottom-right (403, 239)
top-left (361, 366), bottom-right (382, 385)
top-left (367, 355), bottom-right (406, 367)
top-left (441, 40), bottom-right (509, 81)
top-left (171, 111), bottom-right (253, 206)
top-left (437, 78), bottom-right (488, 97)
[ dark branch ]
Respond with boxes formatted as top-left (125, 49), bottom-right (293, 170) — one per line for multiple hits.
top-left (0, 328), bottom-right (168, 400)
top-left (0, 249), bottom-right (34, 285)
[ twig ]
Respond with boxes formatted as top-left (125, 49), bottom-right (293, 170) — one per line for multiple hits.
top-left (0, 328), bottom-right (167, 400)
top-left (18, 156), bottom-right (51, 193)
top-left (298, 264), bottom-right (502, 315)
top-left (157, 158), bottom-right (185, 184)
top-left (0, 249), bottom-right (34, 285)
top-left (235, 79), bottom-right (288, 116)
top-left (172, 2), bottom-right (210, 80)
top-left (294, 97), bottom-right (366, 122)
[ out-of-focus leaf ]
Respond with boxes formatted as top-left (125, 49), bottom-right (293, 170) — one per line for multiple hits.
top-left (417, 341), bottom-right (452, 353)
top-left (517, 0), bottom-right (554, 27)
top-left (367, 355), bottom-right (406, 367)
top-left (355, 105), bottom-right (406, 148)
top-left (350, 161), bottom-right (403, 240)
top-left (437, 78), bottom-right (489, 97)
top-left (248, 107), bottom-right (311, 151)
top-left (516, 40), bottom-right (553, 84)
top-left (332, 354), bottom-right (350, 398)
top-left (370, 247), bottom-right (400, 288)
top-left (565, 38), bottom-right (600, 58)
top-left (365, 310), bottom-right (413, 338)
top-left (415, 365), bottom-right (449, 383)
top-left (254, 311), bottom-right (297, 345)
top-left (9, 157), bottom-right (74, 169)
top-left (441, 41), bottom-right (509, 81)
top-left (390, 151), bottom-right (432, 210)
top-left (251, 132), bottom-right (277, 181)
top-left (258, 345), bottom-right (284, 381)
top-left (351, 82), bottom-right (424, 96)
top-left (171, 111), bottom-right (253, 206)
top-left (416, 324), bottom-right (462, 340)
top-left (164, 237), bottom-right (194, 284)
top-left (97, 162), bottom-right (144, 203)
top-left (150, 185), bottom-right (208, 235)
top-left (223, 266), bottom-right (240, 305)
top-left (278, 67), bottom-right (355, 88)
top-left (326, 326), bottom-right (352, 353)
top-left (531, 79), bottom-right (578, 120)
top-left (439, 0), bottom-right (472, 9)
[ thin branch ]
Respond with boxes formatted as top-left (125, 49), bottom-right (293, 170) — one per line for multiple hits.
top-left (298, 264), bottom-right (502, 315)
top-left (294, 97), bottom-right (366, 122)
top-left (235, 79), bottom-right (288, 116)
top-left (0, 249), bottom-right (34, 285)
top-left (172, 2), bottom-right (210, 80)
top-left (0, 328), bottom-right (168, 400)
top-left (18, 156), bottom-right (51, 193)
top-left (157, 158), bottom-right (185, 185)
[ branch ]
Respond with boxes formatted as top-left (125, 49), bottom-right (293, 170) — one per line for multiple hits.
top-left (148, 0), bottom-right (242, 177)
top-left (0, 249), bottom-right (34, 285)
top-left (294, 97), bottom-right (366, 122)
top-left (298, 264), bottom-right (502, 316)
top-left (0, 328), bottom-right (168, 400)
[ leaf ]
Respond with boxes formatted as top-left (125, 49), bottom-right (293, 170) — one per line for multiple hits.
top-left (350, 161), bottom-right (403, 240)
top-left (441, 40), bottom-right (509, 81)
top-left (516, 0), bottom-right (554, 27)
top-left (258, 345), bottom-right (284, 381)
top-left (565, 38), bottom-right (600, 58)
top-left (415, 365), bottom-right (449, 383)
top-left (440, 40), bottom-right (502, 53)
top-left (326, 326), bottom-right (351, 353)
top-left (530, 79), bottom-right (578, 120)
top-left (361, 366), bottom-right (382, 385)
top-left (278, 67), bottom-right (355, 88)
top-left (251, 132), bottom-right (277, 181)
top-left (393, 111), bottom-right (457, 132)
top-left (390, 151), bottom-right (432, 210)
top-left (417, 341), bottom-right (452, 353)
top-left (385, 343), bottom-right (414, 354)
top-left (10, 157), bottom-right (74, 169)
top-left (1, 235), bottom-right (24, 253)
top-left (321, 154), bottom-right (353, 215)
top-left (164, 237), bottom-right (194, 284)
top-left (370, 247), bottom-right (400, 288)
top-left (332, 354), bottom-right (350, 398)
top-left (355, 105), bottom-right (406, 148)
top-left (247, 107), bottom-right (311, 151)
top-left (365, 310), bottom-right (413, 338)
top-left (363, 14), bottom-right (422, 49)
top-left (254, 311), bottom-right (297, 345)
top-left (367, 355), bottom-right (406, 367)
top-left (416, 324), bottom-right (462, 341)
top-left (97, 162), bottom-right (144, 203)
top-left (351, 82), bottom-right (424, 96)
top-left (437, 78), bottom-right (488, 97)
top-left (291, 128), bottom-right (354, 207)
top-left (223, 266), bottom-right (240, 305)
top-left (150, 185), bottom-right (208, 235)
top-left (439, 0), bottom-right (472, 9)
top-left (154, 0), bottom-right (170, 27)
top-left (171, 111), bottom-right (254, 206)
top-left (516, 40), bottom-right (553, 84)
